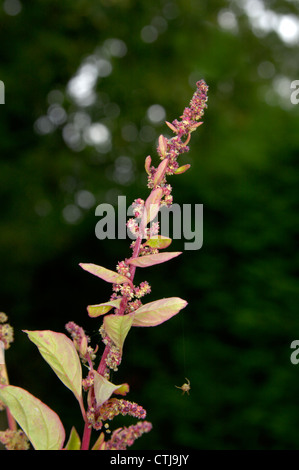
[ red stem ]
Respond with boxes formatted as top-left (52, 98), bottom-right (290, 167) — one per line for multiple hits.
top-left (81, 421), bottom-right (92, 450)
top-left (97, 343), bottom-right (110, 375)
top-left (6, 406), bottom-right (17, 432)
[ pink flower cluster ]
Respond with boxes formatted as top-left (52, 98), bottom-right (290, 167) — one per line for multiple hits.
top-left (105, 421), bottom-right (153, 450)
top-left (65, 321), bottom-right (97, 365)
top-left (127, 197), bottom-right (160, 238)
top-left (0, 313), bottom-right (13, 350)
top-left (0, 429), bottom-right (29, 450)
top-left (87, 397), bottom-right (147, 431)
top-left (111, 260), bottom-right (152, 314)
top-left (99, 325), bottom-right (122, 373)
top-left (148, 79), bottom-right (209, 194)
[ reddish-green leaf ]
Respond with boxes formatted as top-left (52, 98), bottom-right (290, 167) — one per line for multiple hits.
top-left (93, 371), bottom-right (129, 407)
top-left (144, 155), bottom-right (152, 175)
top-left (132, 297), bottom-right (187, 327)
top-left (92, 432), bottom-right (106, 450)
top-left (0, 385), bottom-right (65, 450)
top-left (153, 158), bottom-right (168, 187)
top-left (103, 314), bottom-right (134, 351)
top-left (87, 298), bottom-right (122, 318)
top-left (174, 163), bottom-right (191, 175)
top-left (158, 134), bottom-right (168, 157)
top-left (165, 121), bottom-right (178, 133)
top-left (79, 263), bottom-right (132, 286)
top-left (145, 235), bottom-right (172, 249)
top-left (64, 426), bottom-right (81, 450)
top-left (142, 187), bottom-right (163, 226)
top-left (24, 330), bottom-right (82, 403)
top-left (127, 251), bottom-right (181, 268)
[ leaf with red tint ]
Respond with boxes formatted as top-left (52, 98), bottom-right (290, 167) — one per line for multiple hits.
top-left (132, 297), bottom-right (187, 327)
top-left (145, 235), bottom-right (172, 249)
top-left (0, 385), bottom-right (65, 450)
top-left (174, 164), bottom-right (191, 175)
top-left (87, 298), bottom-right (122, 318)
top-left (153, 158), bottom-right (169, 187)
top-left (80, 263), bottom-right (132, 286)
top-left (93, 371), bottom-right (129, 407)
top-left (145, 155), bottom-right (152, 174)
top-left (158, 134), bottom-right (168, 157)
top-left (142, 187), bottom-right (163, 226)
top-left (64, 426), bottom-right (81, 450)
top-left (103, 313), bottom-right (134, 352)
top-left (165, 121), bottom-right (178, 133)
top-left (24, 330), bottom-right (82, 403)
top-left (127, 251), bottom-right (181, 268)
top-left (92, 432), bottom-right (106, 450)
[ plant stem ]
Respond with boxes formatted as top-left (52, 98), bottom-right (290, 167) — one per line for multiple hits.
top-left (97, 343), bottom-right (109, 375)
top-left (129, 235), bottom-right (142, 281)
top-left (81, 420), bottom-right (92, 450)
top-left (6, 405), bottom-right (17, 432)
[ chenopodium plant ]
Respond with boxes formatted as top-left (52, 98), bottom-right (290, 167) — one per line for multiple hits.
top-left (0, 80), bottom-right (208, 450)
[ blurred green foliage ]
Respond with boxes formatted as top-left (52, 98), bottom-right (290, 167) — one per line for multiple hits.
top-left (0, 0), bottom-right (299, 450)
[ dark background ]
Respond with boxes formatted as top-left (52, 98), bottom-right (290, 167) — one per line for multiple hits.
top-left (0, 0), bottom-right (299, 450)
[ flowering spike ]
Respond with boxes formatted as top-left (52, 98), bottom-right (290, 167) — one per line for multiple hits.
top-left (77, 79), bottom-right (207, 450)
top-left (105, 421), bottom-right (153, 450)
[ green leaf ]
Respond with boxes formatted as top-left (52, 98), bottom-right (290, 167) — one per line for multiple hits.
top-left (127, 251), bottom-right (181, 268)
top-left (0, 385), bottom-right (65, 450)
top-left (144, 155), bottom-right (152, 175)
top-left (24, 330), bottom-right (82, 403)
top-left (92, 432), bottom-right (106, 450)
top-left (132, 297), bottom-right (188, 326)
top-left (80, 263), bottom-right (132, 285)
top-left (93, 371), bottom-right (129, 407)
top-left (145, 235), bottom-right (172, 249)
top-left (103, 314), bottom-right (134, 351)
top-left (64, 426), bottom-right (81, 450)
top-left (87, 298), bottom-right (122, 318)
top-left (174, 163), bottom-right (191, 174)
